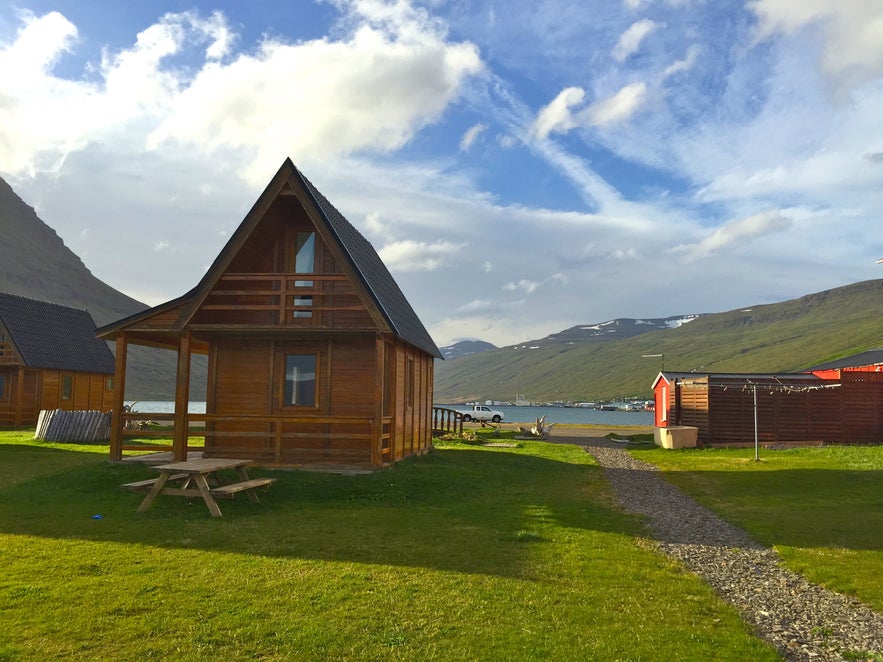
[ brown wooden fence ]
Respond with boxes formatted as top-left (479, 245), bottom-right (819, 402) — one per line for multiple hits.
top-left (35, 409), bottom-right (111, 442)
top-left (673, 373), bottom-right (883, 445)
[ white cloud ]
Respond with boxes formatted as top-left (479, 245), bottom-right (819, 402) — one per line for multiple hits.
top-left (663, 44), bottom-right (700, 77)
top-left (363, 211), bottom-right (392, 237)
top-left (533, 82), bottom-right (648, 139)
top-left (153, 240), bottom-right (171, 252)
top-left (750, 0), bottom-right (883, 90)
top-left (146, 4), bottom-right (484, 182)
top-left (502, 272), bottom-right (568, 295)
top-left (532, 87), bottom-right (584, 139)
top-left (456, 298), bottom-right (494, 314)
top-left (377, 239), bottom-right (464, 271)
top-left (669, 210), bottom-right (793, 260)
top-left (0, 12), bottom-right (93, 175)
top-left (459, 123), bottom-right (487, 151)
top-left (0, 6), bottom-right (484, 182)
top-left (612, 19), bottom-right (659, 62)
top-left (503, 279), bottom-right (540, 294)
top-left (582, 82), bottom-right (648, 126)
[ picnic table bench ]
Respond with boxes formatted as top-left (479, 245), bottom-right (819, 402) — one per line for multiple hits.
top-left (123, 458), bottom-right (276, 517)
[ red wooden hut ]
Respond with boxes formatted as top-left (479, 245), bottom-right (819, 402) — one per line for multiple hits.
top-left (652, 370), bottom-right (883, 446)
top-left (0, 293), bottom-right (115, 426)
top-left (97, 159), bottom-right (442, 471)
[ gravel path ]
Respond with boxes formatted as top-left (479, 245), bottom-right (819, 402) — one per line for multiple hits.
top-left (573, 436), bottom-right (883, 661)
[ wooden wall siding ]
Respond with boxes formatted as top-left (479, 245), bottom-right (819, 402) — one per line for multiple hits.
top-left (0, 368), bottom-right (111, 426)
top-left (673, 379), bottom-right (709, 433)
top-left (671, 375), bottom-right (883, 445)
top-left (201, 335), bottom-right (382, 468)
top-left (212, 339), bottom-right (272, 415)
top-left (132, 305), bottom-right (186, 329)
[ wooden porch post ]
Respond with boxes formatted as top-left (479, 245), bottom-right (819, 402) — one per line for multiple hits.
top-left (109, 332), bottom-right (128, 461)
top-left (173, 330), bottom-right (192, 461)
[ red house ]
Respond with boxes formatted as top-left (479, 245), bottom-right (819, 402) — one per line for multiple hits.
top-left (97, 159), bottom-right (442, 471)
top-left (652, 369), bottom-right (883, 446)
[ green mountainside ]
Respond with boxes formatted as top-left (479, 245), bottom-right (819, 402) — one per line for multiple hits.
top-left (0, 176), bottom-right (206, 400)
top-left (434, 279), bottom-right (883, 403)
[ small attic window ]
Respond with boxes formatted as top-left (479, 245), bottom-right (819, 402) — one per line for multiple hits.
top-left (294, 231), bottom-right (315, 287)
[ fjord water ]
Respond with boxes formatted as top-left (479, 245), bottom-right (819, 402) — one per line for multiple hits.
top-left (128, 402), bottom-right (653, 426)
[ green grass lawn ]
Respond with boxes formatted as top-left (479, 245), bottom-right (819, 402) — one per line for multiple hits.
top-left (631, 444), bottom-right (883, 612)
top-left (0, 429), bottom-right (779, 661)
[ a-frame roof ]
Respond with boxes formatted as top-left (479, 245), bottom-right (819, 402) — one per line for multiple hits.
top-left (97, 159), bottom-right (442, 359)
top-left (0, 292), bottom-right (115, 373)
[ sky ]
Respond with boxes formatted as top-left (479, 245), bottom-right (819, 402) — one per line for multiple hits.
top-left (1, 0), bottom-right (882, 349)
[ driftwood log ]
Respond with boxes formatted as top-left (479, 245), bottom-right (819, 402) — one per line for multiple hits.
top-left (517, 415), bottom-right (556, 439)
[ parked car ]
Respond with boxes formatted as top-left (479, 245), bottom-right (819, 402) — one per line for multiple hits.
top-left (451, 404), bottom-right (504, 423)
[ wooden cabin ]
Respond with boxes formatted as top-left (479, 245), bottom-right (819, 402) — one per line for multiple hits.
top-left (97, 158), bottom-right (442, 471)
top-left (0, 293), bottom-right (115, 426)
top-left (652, 370), bottom-right (883, 446)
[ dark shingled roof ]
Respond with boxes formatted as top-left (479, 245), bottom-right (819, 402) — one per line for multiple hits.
top-left (0, 292), bottom-right (115, 373)
top-left (804, 349), bottom-right (883, 371)
top-left (297, 168), bottom-right (442, 359)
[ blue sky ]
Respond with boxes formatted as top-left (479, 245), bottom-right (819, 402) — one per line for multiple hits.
top-left (1, 0), bottom-right (882, 348)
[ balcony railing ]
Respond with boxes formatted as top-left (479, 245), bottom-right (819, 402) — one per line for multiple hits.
top-left (192, 273), bottom-right (371, 328)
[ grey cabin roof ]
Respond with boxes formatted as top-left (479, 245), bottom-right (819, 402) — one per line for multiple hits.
top-left (804, 349), bottom-right (883, 371)
top-left (0, 293), bottom-right (115, 373)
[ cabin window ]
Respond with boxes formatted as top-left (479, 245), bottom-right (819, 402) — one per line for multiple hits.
top-left (660, 386), bottom-right (668, 422)
top-left (284, 354), bottom-right (316, 407)
top-left (105, 376), bottom-right (114, 392)
top-left (61, 375), bottom-right (73, 401)
top-left (294, 231), bottom-right (315, 286)
top-left (293, 295), bottom-right (313, 319)
top-left (0, 374), bottom-right (5, 401)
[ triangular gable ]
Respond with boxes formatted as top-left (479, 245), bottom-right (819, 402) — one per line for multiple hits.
top-left (174, 158), bottom-right (441, 357)
top-left (98, 159), bottom-right (441, 358)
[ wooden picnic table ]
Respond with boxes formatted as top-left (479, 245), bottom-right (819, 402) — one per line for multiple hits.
top-left (124, 457), bottom-right (275, 518)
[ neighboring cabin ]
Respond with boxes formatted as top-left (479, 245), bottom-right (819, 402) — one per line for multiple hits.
top-left (653, 357), bottom-right (883, 446)
top-left (0, 293), bottom-right (115, 426)
top-left (97, 158), bottom-right (442, 471)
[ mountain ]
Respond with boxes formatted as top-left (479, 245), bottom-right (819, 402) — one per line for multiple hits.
top-left (0, 175), bottom-right (205, 400)
top-left (433, 279), bottom-right (883, 403)
top-left (440, 340), bottom-right (497, 360)
top-left (510, 316), bottom-right (701, 349)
